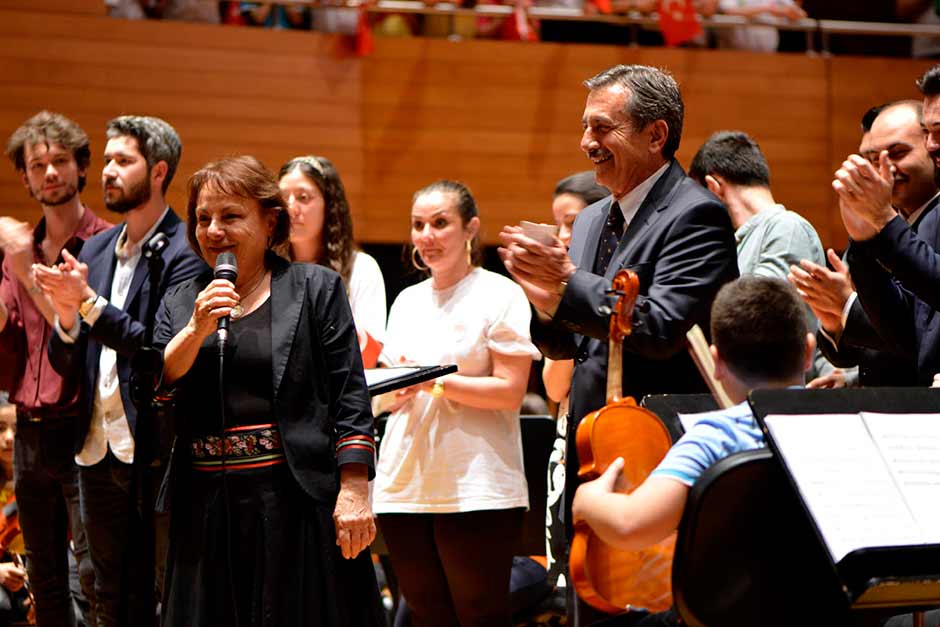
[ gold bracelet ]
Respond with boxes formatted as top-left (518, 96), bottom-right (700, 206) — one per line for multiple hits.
top-left (431, 380), bottom-right (445, 398)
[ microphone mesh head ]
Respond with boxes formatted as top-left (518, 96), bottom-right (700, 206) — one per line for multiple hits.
top-left (214, 252), bottom-right (238, 282)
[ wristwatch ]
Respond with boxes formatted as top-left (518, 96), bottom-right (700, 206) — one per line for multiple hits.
top-left (78, 296), bottom-right (97, 320)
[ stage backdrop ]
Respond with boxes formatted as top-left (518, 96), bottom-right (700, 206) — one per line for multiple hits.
top-left (0, 0), bottom-right (935, 250)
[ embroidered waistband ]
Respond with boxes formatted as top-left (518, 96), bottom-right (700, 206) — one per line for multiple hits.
top-left (191, 423), bottom-right (285, 472)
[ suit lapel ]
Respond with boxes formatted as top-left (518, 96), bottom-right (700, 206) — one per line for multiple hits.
top-left (125, 211), bottom-right (179, 309)
top-left (271, 265), bottom-right (304, 397)
top-left (578, 198), bottom-right (613, 269)
top-left (605, 160), bottom-right (683, 279)
top-left (913, 194), bottom-right (940, 233)
top-left (91, 228), bottom-right (121, 299)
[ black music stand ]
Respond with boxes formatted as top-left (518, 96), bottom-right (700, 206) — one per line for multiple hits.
top-left (641, 393), bottom-right (719, 443)
top-left (750, 388), bottom-right (940, 617)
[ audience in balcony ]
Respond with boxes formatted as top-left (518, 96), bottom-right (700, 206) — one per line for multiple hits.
top-left (715, 0), bottom-right (805, 52)
top-left (895, 0), bottom-right (940, 58)
top-left (104, 0), bottom-right (935, 57)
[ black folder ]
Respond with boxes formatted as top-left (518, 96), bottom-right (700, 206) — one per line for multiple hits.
top-left (365, 364), bottom-right (458, 397)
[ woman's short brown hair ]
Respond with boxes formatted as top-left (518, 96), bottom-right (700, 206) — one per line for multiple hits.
top-left (185, 156), bottom-right (290, 262)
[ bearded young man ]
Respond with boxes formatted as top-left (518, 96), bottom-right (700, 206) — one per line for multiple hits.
top-left (37, 116), bottom-right (205, 627)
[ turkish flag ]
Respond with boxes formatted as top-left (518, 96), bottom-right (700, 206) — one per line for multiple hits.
top-left (658, 0), bottom-right (702, 46)
top-left (355, 6), bottom-right (374, 57)
top-left (359, 330), bottom-right (383, 368)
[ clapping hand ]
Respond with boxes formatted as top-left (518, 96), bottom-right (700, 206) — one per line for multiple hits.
top-left (32, 249), bottom-right (92, 331)
top-left (0, 217), bottom-right (34, 287)
top-left (832, 151), bottom-right (896, 242)
top-left (788, 249), bottom-right (854, 334)
top-left (498, 225), bottom-right (575, 317)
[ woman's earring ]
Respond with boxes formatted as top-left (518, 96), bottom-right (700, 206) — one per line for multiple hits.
top-left (465, 239), bottom-right (472, 267)
top-left (411, 247), bottom-right (429, 272)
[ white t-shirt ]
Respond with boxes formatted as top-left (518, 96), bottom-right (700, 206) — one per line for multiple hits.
top-left (347, 251), bottom-right (387, 345)
top-left (373, 268), bottom-right (540, 514)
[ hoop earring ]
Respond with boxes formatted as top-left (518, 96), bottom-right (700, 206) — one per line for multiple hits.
top-left (465, 239), bottom-right (472, 267)
top-left (411, 247), bottom-right (428, 272)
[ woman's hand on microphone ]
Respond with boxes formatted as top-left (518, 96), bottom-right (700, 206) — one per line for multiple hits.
top-left (186, 279), bottom-right (240, 341)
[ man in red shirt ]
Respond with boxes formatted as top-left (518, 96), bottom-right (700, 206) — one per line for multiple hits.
top-left (0, 111), bottom-right (111, 627)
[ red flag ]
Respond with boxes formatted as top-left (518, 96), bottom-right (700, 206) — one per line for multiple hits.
top-left (359, 330), bottom-right (383, 368)
top-left (591, 0), bottom-right (612, 15)
top-left (355, 6), bottom-right (374, 57)
top-left (500, 0), bottom-right (539, 41)
top-left (658, 0), bottom-right (702, 46)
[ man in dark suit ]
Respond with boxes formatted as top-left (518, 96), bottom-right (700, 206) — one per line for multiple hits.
top-left (789, 100), bottom-right (938, 387)
top-left (826, 67), bottom-right (940, 385)
top-left (36, 116), bottom-right (206, 627)
top-left (499, 64), bottom-right (738, 625)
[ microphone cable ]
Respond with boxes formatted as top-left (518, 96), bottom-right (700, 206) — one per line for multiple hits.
top-left (218, 329), bottom-right (242, 627)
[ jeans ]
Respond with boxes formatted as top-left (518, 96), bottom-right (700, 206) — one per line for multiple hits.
top-left (79, 451), bottom-right (168, 627)
top-left (13, 417), bottom-right (96, 627)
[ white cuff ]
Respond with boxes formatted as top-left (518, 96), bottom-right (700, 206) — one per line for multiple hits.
top-left (82, 296), bottom-right (108, 327)
top-left (54, 315), bottom-right (81, 344)
top-left (841, 292), bottom-right (858, 330)
top-left (818, 325), bottom-right (838, 348)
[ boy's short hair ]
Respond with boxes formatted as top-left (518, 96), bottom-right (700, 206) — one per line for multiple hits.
top-left (710, 277), bottom-right (808, 387)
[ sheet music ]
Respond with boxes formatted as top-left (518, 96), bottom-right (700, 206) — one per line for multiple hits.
top-left (862, 412), bottom-right (940, 539)
top-left (764, 413), bottom-right (922, 563)
top-left (676, 408), bottom-right (732, 435)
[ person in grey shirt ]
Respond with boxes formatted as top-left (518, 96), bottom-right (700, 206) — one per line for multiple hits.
top-left (690, 130), bottom-right (838, 386)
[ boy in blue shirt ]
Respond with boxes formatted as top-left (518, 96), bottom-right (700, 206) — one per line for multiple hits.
top-left (572, 276), bottom-right (814, 554)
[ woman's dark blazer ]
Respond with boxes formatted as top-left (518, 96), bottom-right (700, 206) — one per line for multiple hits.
top-left (154, 255), bottom-right (375, 506)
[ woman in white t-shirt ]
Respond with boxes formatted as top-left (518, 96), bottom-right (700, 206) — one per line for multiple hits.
top-left (278, 156), bottom-right (386, 365)
top-left (374, 180), bottom-right (540, 627)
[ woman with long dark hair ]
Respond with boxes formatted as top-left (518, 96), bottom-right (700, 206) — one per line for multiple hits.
top-left (278, 156), bottom-right (386, 364)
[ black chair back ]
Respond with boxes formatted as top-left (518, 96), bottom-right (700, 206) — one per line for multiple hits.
top-left (673, 448), bottom-right (845, 627)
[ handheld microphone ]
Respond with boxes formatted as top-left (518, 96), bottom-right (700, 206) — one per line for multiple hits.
top-left (214, 252), bottom-right (238, 351)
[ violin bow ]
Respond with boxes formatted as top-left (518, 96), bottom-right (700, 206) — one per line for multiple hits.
top-left (686, 324), bottom-right (735, 410)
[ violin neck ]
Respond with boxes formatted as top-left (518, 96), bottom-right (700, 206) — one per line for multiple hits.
top-left (607, 337), bottom-right (623, 403)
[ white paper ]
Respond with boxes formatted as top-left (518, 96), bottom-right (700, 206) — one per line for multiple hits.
top-left (365, 367), bottom-right (424, 388)
top-left (764, 413), bottom-right (922, 563)
top-left (862, 412), bottom-right (940, 539)
top-left (519, 220), bottom-right (558, 245)
top-left (676, 408), bottom-right (732, 434)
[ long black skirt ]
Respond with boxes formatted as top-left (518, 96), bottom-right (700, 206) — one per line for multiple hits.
top-left (161, 463), bottom-right (383, 627)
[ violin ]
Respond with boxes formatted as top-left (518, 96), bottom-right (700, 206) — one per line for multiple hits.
top-left (569, 269), bottom-right (676, 615)
top-left (0, 494), bottom-right (21, 553)
top-left (0, 495), bottom-right (36, 624)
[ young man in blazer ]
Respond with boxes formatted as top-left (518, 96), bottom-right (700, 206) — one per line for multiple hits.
top-left (38, 116), bottom-right (206, 627)
top-left (499, 64), bottom-right (738, 625)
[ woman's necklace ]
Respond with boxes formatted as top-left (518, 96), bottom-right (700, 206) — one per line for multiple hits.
top-left (231, 271), bottom-right (268, 319)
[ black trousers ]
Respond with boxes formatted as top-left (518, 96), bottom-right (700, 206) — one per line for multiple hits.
top-left (79, 451), bottom-right (168, 627)
top-left (379, 508), bottom-right (524, 627)
top-left (13, 416), bottom-right (95, 627)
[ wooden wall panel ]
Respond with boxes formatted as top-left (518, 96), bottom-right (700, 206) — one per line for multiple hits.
top-left (826, 56), bottom-right (938, 249)
top-left (0, 6), bottom-right (937, 249)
